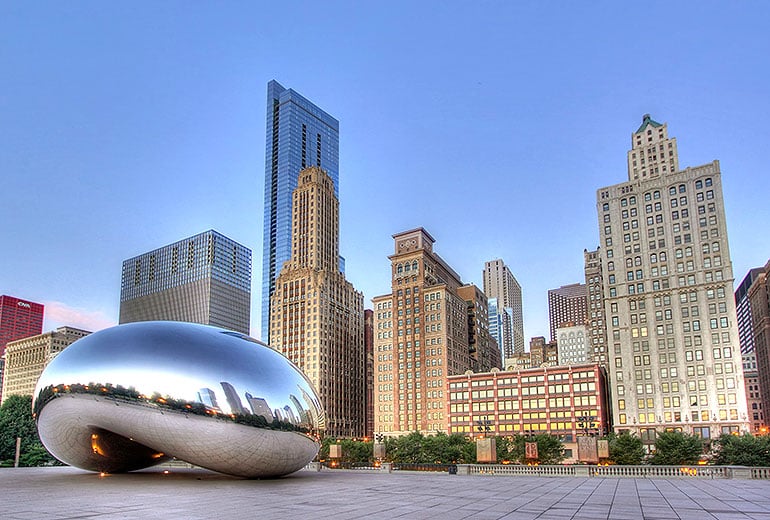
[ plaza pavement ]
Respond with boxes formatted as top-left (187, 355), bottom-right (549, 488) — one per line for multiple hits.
top-left (2, 466), bottom-right (770, 519)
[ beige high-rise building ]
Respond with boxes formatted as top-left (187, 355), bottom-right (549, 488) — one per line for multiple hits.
top-left (269, 166), bottom-right (365, 438)
top-left (373, 228), bottom-right (477, 436)
top-left (584, 248), bottom-right (608, 364)
top-left (483, 259), bottom-right (524, 358)
top-left (1, 327), bottom-right (90, 404)
top-left (627, 114), bottom-right (679, 180)
top-left (597, 115), bottom-right (748, 441)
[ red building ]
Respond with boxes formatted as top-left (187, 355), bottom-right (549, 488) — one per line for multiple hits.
top-left (0, 295), bottom-right (44, 356)
top-left (447, 363), bottom-right (609, 441)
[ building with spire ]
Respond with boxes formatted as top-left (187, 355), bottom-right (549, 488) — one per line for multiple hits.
top-left (595, 115), bottom-right (748, 441)
top-left (269, 166), bottom-right (364, 438)
top-left (261, 81), bottom-right (339, 343)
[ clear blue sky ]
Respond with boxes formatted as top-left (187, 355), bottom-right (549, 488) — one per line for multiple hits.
top-left (2, 2), bottom-right (769, 342)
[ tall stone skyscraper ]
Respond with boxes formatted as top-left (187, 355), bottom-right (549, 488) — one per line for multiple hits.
top-left (262, 80), bottom-right (339, 342)
top-left (482, 259), bottom-right (524, 361)
top-left (584, 248), bottom-right (608, 364)
top-left (119, 230), bottom-right (251, 334)
top-left (269, 166), bottom-right (364, 438)
top-left (373, 228), bottom-right (480, 436)
top-left (596, 115), bottom-right (748, 440)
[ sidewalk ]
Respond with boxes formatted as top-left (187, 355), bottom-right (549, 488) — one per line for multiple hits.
top-left (2, 466), bottom-right (770, 519)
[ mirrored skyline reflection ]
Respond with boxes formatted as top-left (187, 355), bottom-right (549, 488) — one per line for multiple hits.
top-left (33, 321), bottom-right (323, 433)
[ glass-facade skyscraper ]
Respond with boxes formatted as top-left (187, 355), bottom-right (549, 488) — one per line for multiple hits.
top-left (261, 80), bottom-right (339, 342)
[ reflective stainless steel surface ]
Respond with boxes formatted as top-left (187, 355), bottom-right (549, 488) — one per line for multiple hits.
top-left (33, 321), bottom-right (323, 478)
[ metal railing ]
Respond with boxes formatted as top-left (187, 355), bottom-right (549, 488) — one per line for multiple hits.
top-left (304, 463), bottom-right (770, 479)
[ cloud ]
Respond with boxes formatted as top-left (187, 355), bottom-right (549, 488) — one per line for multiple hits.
top-left (43, 301), bottom-right (116, 333)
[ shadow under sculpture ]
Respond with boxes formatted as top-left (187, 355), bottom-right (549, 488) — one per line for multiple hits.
top-left (33, 321), bottom-right (324, 478)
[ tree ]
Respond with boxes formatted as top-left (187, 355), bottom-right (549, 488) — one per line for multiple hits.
top-left (390, 432), bottom-right (426, 463)
top-left (0, 394), bottom-right (58, 467)
top-left (711, 433), bottom-right (770, 466)
top-left (648, 431), bottom-right (703, 465)
top-left (531, 434), bottom-right (565, 465)
top-left (504, 434), bottom-right (565, 464)
top-left (606, 432), bottom-right (645, 465)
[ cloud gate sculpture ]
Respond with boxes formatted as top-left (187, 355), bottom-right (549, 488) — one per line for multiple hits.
top-left (33, 321), bottom-right (324, 478)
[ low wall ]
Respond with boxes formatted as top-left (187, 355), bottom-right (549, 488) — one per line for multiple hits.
top-left (458, 464), bottom-right (766, 479)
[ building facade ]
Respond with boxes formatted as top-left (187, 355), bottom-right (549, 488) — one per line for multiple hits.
top-left (373, 228), bottom-right (476, 436)
top-left (736, 268), bottom-right (764, 354)
top-left (457, 284), bottom-right (502, 373)
top-left (596, 115), bottom-right (748, 438)
top-left (547, 283), bottom-right (588, 343)
top-left (482, 259), bottom-right (524, 360)
top-left (748, 260), bottom-right (770, 427)
top-left (584, 249), bottom-right (609, 364)
top-left (269, 166), bottom-right (364, 438)
top-left (487, 298), bottom-right (512, 367)
top-left (556, 323), bottom-right (589, 366)
top-left (742, 350), bottom-right (765, 433)
top-left (504, 337), bottom-right (558, 371)
top-left (364, 308), bottom-right (374, 439)
top-left (261, 80), bottom-right (339, 342)
top-left (447, 364), bottom-right (608, 459)
top-left (1, 326), bottom-right (90, 404)
top-left (0, 295), bottom-right (44, 357)
top-left (0, 295), bottom-right (45, 402)
top-left (119, 230), bottom-right (251, 334)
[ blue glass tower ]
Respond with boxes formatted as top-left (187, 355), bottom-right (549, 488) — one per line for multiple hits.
top-left (261, 80), bottom-right (339, 342)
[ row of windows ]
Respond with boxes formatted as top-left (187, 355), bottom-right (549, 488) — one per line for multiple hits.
top-left (603, 179), bottom-right (714, 211)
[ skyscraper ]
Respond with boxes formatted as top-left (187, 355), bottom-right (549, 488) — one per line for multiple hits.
top-left (736, 267), bottom-right (764, 354)
top-left (457, 284), bottom-right (502, 373)
top-left (482, 259), bottom-right (524, 359)
top-left (0, 295), bottom-right (44, 402)
top-left (262, 80), bottom-right (339, 342)
top-left (584, 248), bottom-right (608, 364)
top-left (269, 166), bottom-right (364, 438)
top-left (748, 260), bottom-right (770, 429)
top-left (596, 115), bottom-right (748, 440)
top-left (373, 228), bottom-right (479, 436)
top-left (0, 295), bottom-right (44, 356)
top-left (119, 230), bottom-right (251, 334)
top-left (547, 283), bottom-right (588, 342)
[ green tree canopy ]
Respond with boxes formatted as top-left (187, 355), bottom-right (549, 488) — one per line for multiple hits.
top-left (497, 434), bottom-right (564, 465)
top-left (0, 394), bottom-right (58, 467)
top-left (712, 433), bottom-right (770, 467)
top-left (606, 432), bottom-right (645, 465)
top-left (649, 431), bottom-right (704, 465)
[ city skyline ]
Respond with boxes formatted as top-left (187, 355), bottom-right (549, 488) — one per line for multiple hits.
top-left (2, 3), bottom-right (769, 343)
